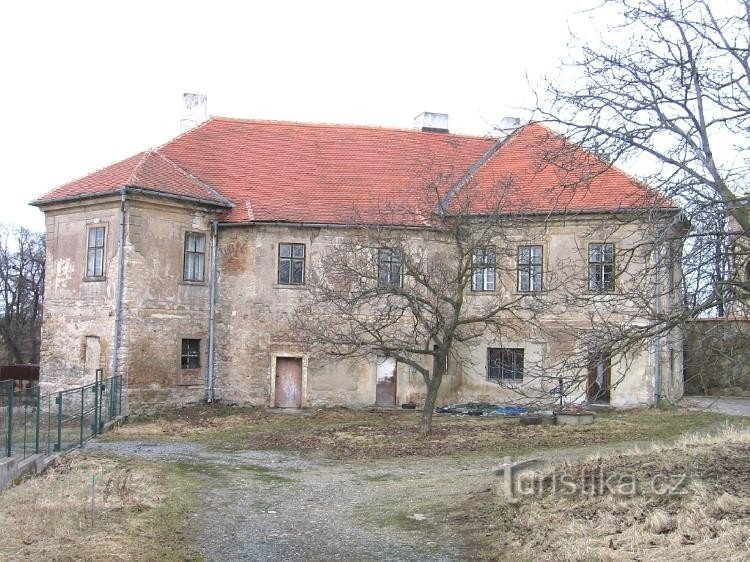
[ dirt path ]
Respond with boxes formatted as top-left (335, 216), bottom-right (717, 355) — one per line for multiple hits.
top-left (84, 440), bottom-right (490, 560)
top-left (84, 432), bottom-right (717, 561)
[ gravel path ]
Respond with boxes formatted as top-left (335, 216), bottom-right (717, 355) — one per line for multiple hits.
top-left (85, 440), bottom-right (491, 561)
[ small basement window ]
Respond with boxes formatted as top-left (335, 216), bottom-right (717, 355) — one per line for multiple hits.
top-left (181, 339), bottom-right (201, 369)
top-left (488, 348), bottom-right (524, 381)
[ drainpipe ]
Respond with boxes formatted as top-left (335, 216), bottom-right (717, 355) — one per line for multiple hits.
top-left (206, 220), bottom-right (218, 402)
top-left (111, 187), bottom-right (127, 380)
top-left (653, 237), bottom-right (662, 406)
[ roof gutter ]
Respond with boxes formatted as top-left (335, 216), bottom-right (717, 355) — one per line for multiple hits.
top-left (31, 186), bottom-right (234, 210)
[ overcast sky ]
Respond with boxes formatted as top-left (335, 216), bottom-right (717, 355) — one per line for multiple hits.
top-left (1, 0), bottom-right (593, 231)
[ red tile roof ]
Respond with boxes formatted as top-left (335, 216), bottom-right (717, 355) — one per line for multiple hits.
top-left (33, 117), bottom-right (674, 223)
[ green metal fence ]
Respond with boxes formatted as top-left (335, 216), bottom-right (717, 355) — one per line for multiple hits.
top-left (0, 371), bottom-right (123, 460)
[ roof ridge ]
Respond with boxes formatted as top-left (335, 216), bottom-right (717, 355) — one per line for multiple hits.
top-left (126, 151), bottom-right (151, 186)
top-left (205, 115), bottom-right (498, 142)
top-left (151, 150), bottom-right (234, 207)
top-left (155, 118), bottom-right (214, 151)
top-left (436, 124), bottom-right (528, 213)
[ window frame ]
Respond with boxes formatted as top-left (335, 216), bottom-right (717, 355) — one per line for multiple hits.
top-left (471, 247), bottom-right (496, 292)
top-left (588, 242), bottom-right (615, 292)
top-left (517, 245), bottom-right (543, 293)
top-left (487, 348), bottom-right (524, 381)
top-left (85, 226), bottom-right (106, 279)
top-left (180, 338), bottom-right (201, 370)
top-left (183, 231), bottom-right (207, 283)
top-left (377, 248), bottom-right (403, 289)
top-left (277, 243), bottom-right (306, 286)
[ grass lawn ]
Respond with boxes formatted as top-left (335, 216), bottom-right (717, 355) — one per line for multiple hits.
top-left (105, 404), bottom-right (741, 460)
top-left (0, 453), bottom-right (201, 561)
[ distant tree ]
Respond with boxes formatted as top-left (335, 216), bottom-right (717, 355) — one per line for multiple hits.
top-left (0, 226), bottom-right (45, 364)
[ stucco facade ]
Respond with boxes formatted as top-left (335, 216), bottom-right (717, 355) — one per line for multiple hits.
top-left (33, 116), bottom-right (685, 413)
top-left (37, 197), bottom-right (683, 413)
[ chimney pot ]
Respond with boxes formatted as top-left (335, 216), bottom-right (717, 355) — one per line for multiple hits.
top-left (414, 112), bottom-right (449, 133)
top-left (180, 93), bottom-right (208, 132)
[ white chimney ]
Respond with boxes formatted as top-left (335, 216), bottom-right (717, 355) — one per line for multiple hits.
top-left (499, 116), bottom-right (521, 132)
top-left (180, 93), bottom-right (208, 133)
top-left (414, 112), bottom-right (449, 133)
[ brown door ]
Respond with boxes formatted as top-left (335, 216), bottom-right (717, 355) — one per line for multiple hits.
top-left (275, 358), bottom-right (303, 408)
top-left (587, 353), bottom-right (611, 403)
top-left (375, 357), bottom-right (397, 407)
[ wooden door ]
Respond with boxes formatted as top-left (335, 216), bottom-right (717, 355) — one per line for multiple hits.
top-left (275, 357), bottom-right (303, 408)
top-left (375, 357), bottom-right (397, 406)
top-left (587, 353), bottom-right (611, 403)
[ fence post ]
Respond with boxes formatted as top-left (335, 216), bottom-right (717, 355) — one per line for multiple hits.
top-left (35, 386), bottom-right (41, 454)
top-left (80, 386), bottom-right (85, 446)
top-left (95, 369), bottom-right (103, 433)
top-left (55, 392), bottom-right (62, 452)
top-left (7, 381), bottom-right (14, 458)
top-left (92, 373), bottom-right (99, 435)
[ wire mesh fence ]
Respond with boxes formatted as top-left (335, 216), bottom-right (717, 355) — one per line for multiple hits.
top-left (0, 371), bottom-right (123, 460)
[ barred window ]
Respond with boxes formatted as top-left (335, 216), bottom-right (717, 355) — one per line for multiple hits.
top-left (472, 247), bottom-right (496, 291)
top-left (378, 248), bottom-right (403, 288)
top-left (183, 232), bottom-right (206, 282)
top-left (517, 246), bottom-right (543, 292)
top-left (86, 227), bottom-right (105, 278)
top-left (278, 243), bottom-right (305, 285)
top-left (488, 348), bottom-right (524, 381)
top-left (181, 339), bottom-right (201, 369)
top-left (589, 243), bottom-right (615, 291)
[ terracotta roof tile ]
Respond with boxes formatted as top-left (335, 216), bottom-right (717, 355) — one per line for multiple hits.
top-left (33, 117), bottom-right (674, 223)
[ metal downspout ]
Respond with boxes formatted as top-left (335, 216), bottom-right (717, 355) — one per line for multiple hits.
top-left (112, 187), bottom-right (127, 379)
top-left (654, 239), bottom-right (662, 406)
top-left (206, 220), bottom-right (218, 402)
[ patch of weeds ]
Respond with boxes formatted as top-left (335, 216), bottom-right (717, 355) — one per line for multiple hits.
top-left (233, 464), bottom-right (295, 484)
top-left (361, 472), bottom-right (401, 482)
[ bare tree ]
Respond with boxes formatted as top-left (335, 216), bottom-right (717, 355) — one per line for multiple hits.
top-left (0, 226), bottom-right (45, 364)
top-left (530, 0), bottom-right (750, 399)
top-left (295, 178), bottom-right (556, 435)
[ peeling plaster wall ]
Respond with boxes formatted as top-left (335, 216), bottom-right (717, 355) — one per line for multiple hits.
top-left (39, 200), bottom-right (683, 412)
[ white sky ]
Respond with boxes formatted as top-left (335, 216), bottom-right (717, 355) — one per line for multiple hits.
top-left (0, 0), bottom-right (593, 230)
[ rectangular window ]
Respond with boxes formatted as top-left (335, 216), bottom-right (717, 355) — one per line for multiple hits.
top-left (472, 247), bottom-right (496, 291)
top-left (181, 339), bottom-right (201, 369)
top-left (378, 248), bottom-right (403, 288)
top-left (517, 246), bottom-right (543, 292)
top-left (278, 243), bottom-right (305, 285)
top-left (488, 348), bottom-right (524, 381)
top-left (183, 232), bottom-right (206, 282)
top-left (589, 243), bottom-right (615, 291)
top-left (86, 226), bottom-right (105, 278)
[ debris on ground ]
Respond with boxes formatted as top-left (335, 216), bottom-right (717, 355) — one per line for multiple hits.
top-left (435, 403), bottom-right (528, 416)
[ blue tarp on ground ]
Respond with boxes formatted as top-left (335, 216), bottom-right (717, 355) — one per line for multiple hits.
top-left (435, 403), bottom-right (528, 416)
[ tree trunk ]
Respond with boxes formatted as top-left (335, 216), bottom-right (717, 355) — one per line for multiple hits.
top-left (419, 381), bottom-right (439, 436)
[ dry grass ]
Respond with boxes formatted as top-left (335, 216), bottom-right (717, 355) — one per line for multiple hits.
top-left (106, 404), bottom-right (740, 460)
top-left (0, 453), bottom-right (199, 561)
top-left (465, 424), bottom-right (750, 560)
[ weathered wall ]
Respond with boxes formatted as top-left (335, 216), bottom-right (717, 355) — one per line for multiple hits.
top-left (38, 198), bottom-right (120, 392)
top-left (39, 198), bottom-right (683, 412)
top-left (684, 318), bottom-right (750, 396)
